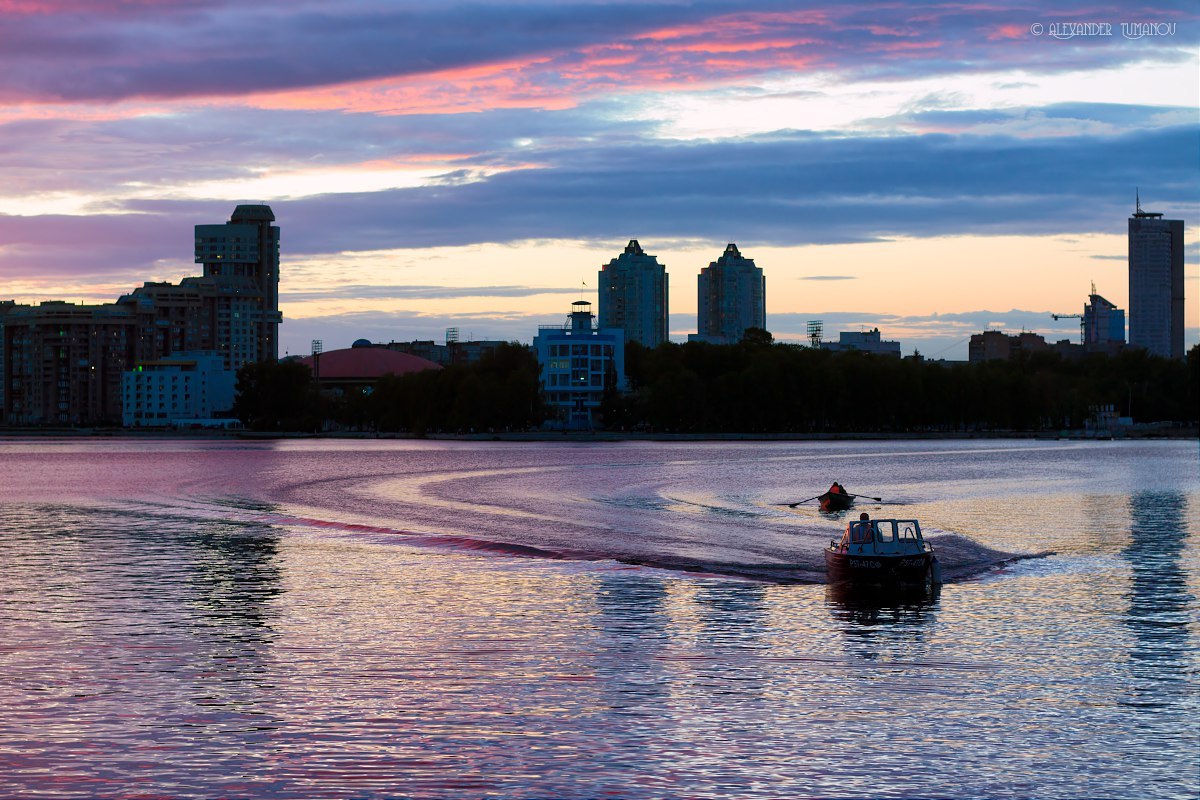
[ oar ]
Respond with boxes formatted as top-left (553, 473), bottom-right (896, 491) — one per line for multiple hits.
top-left (780, 495), bottom-right (823, 508)
top-left (845, 492), bottom-right (883, 502)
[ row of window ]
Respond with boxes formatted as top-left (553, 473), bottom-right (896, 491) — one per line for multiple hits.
top-left (546, 344), bottom-right (613, 357)
top-left (543, 392), bottom-right (600, 405)
top-left (545, 373), bottom-right (604, 388)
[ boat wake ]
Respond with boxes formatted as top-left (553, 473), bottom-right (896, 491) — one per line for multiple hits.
top-left (67, 447), bottom-right (1054, 586)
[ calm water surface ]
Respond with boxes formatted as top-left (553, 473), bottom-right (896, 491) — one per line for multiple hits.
top-left (0, 438), bottom-right (1196, 799)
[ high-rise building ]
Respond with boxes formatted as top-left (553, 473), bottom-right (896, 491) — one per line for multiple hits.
top-left (597, 239), bottom-right (668, 348)
top-left (694, 243), bottom-right (765, 344)
top-left (2, 205), bottom-right (281, 425)
top-left (1128, 200), bottom-right (1185, 359)
top-left (194, 204), bottom-right (282, 367)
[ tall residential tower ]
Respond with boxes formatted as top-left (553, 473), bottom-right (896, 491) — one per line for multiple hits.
top-left (695, 243), bottom-right (765, 344)
top-left (195, 204), bottom-right (283, 366)
top-left (1128, 198), bottom-right (1185, 359)
top-left (597, 239), bottom-right (668, 348)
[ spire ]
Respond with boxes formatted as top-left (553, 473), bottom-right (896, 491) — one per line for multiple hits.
top-left (625, 239), bottom-right (644, 255)
top-left (1136, 187), bottom-right (1141, 215)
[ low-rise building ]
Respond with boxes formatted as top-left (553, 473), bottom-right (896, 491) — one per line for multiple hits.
top-left (380, 338), bottom-right (507, 366)
top-left (820, 328), bottom-right (902, 357)
top-left (533, 301), bottom-right (626, 429)
top-left (969, 331), bottom-right (1080, 363)
top-left (298, 346), bottom-right (442, 397)
top-left (122, 352), bottom-right (236, 427)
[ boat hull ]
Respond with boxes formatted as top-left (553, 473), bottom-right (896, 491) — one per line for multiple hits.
top-left (825, 548), bottom-right (935, 586)
top-left (818, 492), bottom-right (854, 513)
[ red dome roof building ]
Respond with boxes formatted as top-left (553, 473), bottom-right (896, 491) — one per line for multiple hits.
top-left (299, 345), bottom-right (441, 395)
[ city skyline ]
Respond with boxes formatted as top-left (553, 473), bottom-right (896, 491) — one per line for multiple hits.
top-left (1, 1), bottom-right (1197, 360)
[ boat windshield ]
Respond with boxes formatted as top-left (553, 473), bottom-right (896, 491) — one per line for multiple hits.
top-left (841, 519), bottom-right (924, 551)
top-left (849, 522), bottom-right (874, 544)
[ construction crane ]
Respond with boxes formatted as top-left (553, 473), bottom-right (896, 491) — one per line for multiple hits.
top-left (1051, 312), bottom-right (1084, 344)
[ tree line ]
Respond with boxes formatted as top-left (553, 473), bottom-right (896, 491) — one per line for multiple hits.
top-left (234, 337), bottom-right (1199, 434)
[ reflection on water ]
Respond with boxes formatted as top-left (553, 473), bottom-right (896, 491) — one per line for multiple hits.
top-left (825, 582), bottom-right (941, 626)
top-left (0, 439), bottom-right (1197, 799)
top-left (1123, 492), bottom-right (1195, 708)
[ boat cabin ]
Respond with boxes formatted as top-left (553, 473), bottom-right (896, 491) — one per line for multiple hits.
top-left (835, 519), bottom-right (928, 557)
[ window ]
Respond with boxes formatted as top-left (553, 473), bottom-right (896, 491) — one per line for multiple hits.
top-left (850, 523), bottom-right (873, 544)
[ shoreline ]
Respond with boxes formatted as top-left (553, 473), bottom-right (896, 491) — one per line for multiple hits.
top-left (0, 427), bottom-right (1195, 442)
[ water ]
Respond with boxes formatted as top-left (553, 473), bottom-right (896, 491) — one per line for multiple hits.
top-left (0, 438), bottom-right (1196, 799)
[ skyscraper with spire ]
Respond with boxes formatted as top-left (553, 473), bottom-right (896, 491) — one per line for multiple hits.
top-left (1128, 193), bottom-right (1184, 359)
top-left (597, 239), bottom-right (668, 348)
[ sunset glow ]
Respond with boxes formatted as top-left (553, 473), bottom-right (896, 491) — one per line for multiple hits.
top-left (0, 0), bottom-right (1196, 358)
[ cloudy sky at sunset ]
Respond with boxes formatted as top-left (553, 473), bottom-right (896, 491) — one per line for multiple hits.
top-left (1, 0), bottom-right (1196, 359)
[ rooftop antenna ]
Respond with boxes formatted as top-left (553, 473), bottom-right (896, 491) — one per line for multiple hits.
top-left (1136, 187), bottom-right (1141, 215)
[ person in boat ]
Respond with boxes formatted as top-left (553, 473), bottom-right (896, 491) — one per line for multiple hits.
top-left (828, 481), bottom-right (845, 495)
top-left (838, 512), bottom-right (871, 549)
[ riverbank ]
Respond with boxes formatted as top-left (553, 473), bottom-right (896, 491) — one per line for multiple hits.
top-left (1, 426), bottom-right (1195, 441)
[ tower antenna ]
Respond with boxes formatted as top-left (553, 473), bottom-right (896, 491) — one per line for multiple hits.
top-left (1136, 187), bottom-right (1141, 215)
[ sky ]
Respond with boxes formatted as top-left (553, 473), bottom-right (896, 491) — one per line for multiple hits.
top-left (1, 1), bottom-right (1197, 360)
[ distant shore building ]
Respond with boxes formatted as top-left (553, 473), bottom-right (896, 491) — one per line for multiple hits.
top-left (1083, 290), bottom-right (1126, 354)
top-left (692, 243), bottom-right (765, 344)
top-left (820, 328), bottom-right (902, 357)
top-left (1128, 199), bottom-right (1185, 359)
top-left (1, 204), bottom-right (282, 426)
top-left (533, 301), bottom-right (626, 429)
top-left (299, 346), bottom-right (441, 398)
top-left (122, 352), bottom-right (236, 428)
top-left (380, 334), bottom-right (508, 367)
top-left (598, 239), bottom-right (668, 348)
top-left (969, 330), bottom-right (1079, 363)
top-left (2, 300), bottom-right (140, 425)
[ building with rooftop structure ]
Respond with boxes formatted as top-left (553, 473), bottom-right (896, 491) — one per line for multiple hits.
top-left (1083, 287), bottom-right (1125, 354)
top-left (1128, 196), bottom-right (1185, 359)
top-left (820, 328), bottom-right (902, 357)
top-left (533, 301), bottom-right (626, 429)
top-left (193, 204), bottom-right (283, 368)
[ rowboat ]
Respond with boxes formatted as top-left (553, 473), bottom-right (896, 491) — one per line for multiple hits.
top-left (825, 517), bottom-right (940, 586)
top-left (818, 490), bottom-right (854, 513)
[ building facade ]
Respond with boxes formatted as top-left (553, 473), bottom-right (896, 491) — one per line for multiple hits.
top-left (2, 205), bottom-right (282, 426)
top-left (1128, 204), bottom-right (1185, 359)
top-left (122, 353), bottom-right (236, 427)
top-left (533, 301), bottom-right (626, 429)
top-left (2, 301), bottom-right (140, 425)
top-left (1083, 291), bottom-right (1126, 353)
top-left (968, 331), bottom-right (1080, 363)
top-left (820, 328), bottom-right (902, 357)
top-left (381, 338), bottom-right (508, 367)
top-left (597, 239), bottom-right (668, 348)
top-left (194, 204), bottom-right (283, 367)
top-left (695, 243), bottom-right (765, 344)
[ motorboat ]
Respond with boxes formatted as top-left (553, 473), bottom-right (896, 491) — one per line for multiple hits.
top-left (818, 490), bottom-right (854, 513)
top-left (825, 518), bottom-right (940, 586)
